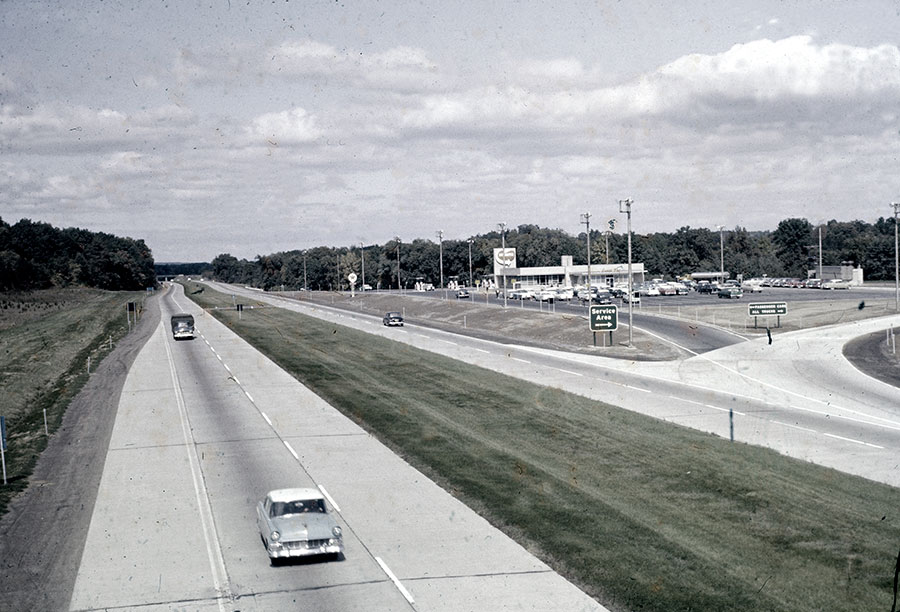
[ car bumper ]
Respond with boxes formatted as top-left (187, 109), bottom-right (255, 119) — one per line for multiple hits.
top-left (384, 321), bottom-right (403, 326)
top-left (267, 541), bottom-right (344, 559)
top-left (173, 332), bottom-right (194, 339)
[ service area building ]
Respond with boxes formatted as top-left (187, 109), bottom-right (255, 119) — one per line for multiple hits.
top-left (492, 249), bottom-right (645, 290)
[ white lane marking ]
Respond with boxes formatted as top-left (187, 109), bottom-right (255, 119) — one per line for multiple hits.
top-left (439, 339), bottom-right (458, 346)
top-left (375, 557), bottom-right (415, 604)
top-left (473, 348), bottom-right (490, 354)
top-left (223, 363), bottom-right (231, 374)
top-left (283, 440), bottom-right (299, 460)
top-left (260, 412), bottom-right (273, 426)
top-left (823, 433), bottom-right (884, 449)
top-left (511, 357), bottom-right (531, 364)
top-left (232, 376), bottom-right (240, 386)
top-left (552, 367), bottom-right (583, 377)
top-left (245, 391), bottom-right (254, 403)
top-left (318, 485), bottom-right (341, 512)
top-left (162, 327), bottom-right (230, 611)
top-left (772, 420), bottom-right (816, 433)
top-left (624, 385), bottom-right (651, 393)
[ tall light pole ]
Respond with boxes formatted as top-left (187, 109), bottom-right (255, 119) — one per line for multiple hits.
top-left (436, 229), bottom-right (444, 290)
top-left (580, 212), bottom-right (592, 299)
top-left (498, 222), bottom-right (508, 308)
top-left (619, 199), bottom-right (633, 347)
top-left (893, 202), bottom-right (900, 311)
top-left (717, 225), bottom-right (725, 283)
top-left (360, 242), bottom-right (366, 291)
top-left (394, 236), bottom-right (402, 292)
top-left (467, 238), bottom-right (474, 288)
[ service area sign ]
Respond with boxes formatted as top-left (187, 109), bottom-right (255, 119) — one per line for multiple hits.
top-left (748, 302), bottom-right (787, 316)
top-left (589, 304), bottom-right (618, 331)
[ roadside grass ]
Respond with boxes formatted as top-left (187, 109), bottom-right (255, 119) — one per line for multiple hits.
top-left (0, 288), bottom-right (145, 516)
top-left (185, 282), bottom-right (900, 612)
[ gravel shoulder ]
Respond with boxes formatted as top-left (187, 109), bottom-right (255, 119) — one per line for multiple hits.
top-left (0, 293), bottom-right (160, 612)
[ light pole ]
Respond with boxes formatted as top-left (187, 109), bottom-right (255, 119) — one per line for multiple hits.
top-left (498, 222), bottom-right (508, 308)
top-left (360, 242), bottom-right (366, 291)
top-left (717, 225), bottom-right (725, 284)
top-left (619, 198), bottom-right (633, 347)
top-left (467, 239), bottom-right (474, 288)
top-left (893, 202), bottom-right (900, 311)
top-left (580, 212), bottom-right (591, 300)
top-left (394, 236), bottom-right (402, 292)
top-left (303, 252), bottom-right (308, 291)
top-left (436, 229), bottom-right (444, 291)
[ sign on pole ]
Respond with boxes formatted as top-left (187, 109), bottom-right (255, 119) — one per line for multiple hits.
top-left (748, 302), bottom-right (787, 316)
top-left (589, 304), bottom-right (618, 331)
top-left (748, 302), bottom-right (787, 329)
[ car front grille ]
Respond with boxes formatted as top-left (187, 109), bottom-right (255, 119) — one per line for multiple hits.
top-left (284, 539), bottom-right (330, 550)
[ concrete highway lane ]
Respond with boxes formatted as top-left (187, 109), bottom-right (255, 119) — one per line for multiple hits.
top-left (69, 285), bottom-right (605, 611)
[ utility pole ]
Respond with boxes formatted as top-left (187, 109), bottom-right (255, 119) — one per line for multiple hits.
top-left (360, 242), bottom-right (366, 290)
top-left (436, 230), bottom-right (444, 290)
top-left (893, 202), bottom-right (900, 311)
top-left (580, 212), bottom-right (591, 299)
top-left (303, 253), bottom-right (308, 291)
top-left (498, 222), bottom-right (508, 308)
top-left (467, 239), bottom-right (474, 288)
top-left (717, 225), bottom-right (725, 283)
top-left (817, 226), bottom-right (823, 280)
top-left (619, 199), bottom-right (633, 347)
top-left (395, 236), bottom-right (402, 292)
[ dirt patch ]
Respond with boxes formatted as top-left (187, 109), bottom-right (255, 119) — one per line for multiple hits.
top-left (289, 290), bottom-right (685, 360)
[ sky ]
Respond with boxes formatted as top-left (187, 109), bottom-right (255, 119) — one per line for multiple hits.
top-left (1, 1), bottom-right (899, 262)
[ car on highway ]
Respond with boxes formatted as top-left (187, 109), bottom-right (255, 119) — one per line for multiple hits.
top-left (509, 289), bottom-right (535, 300)
top-left (383, 312), bottom-right (404, 326)
top-left (717, 287), bottom-right (743, 299)
top-left (622, 292), bottom-right (641, 304)
top-left (823, 279), bottom-right (850, 290)
top-left (456, 289), bottom-right (470, 299)
top-left (256, 488), bottom-right (344, 564)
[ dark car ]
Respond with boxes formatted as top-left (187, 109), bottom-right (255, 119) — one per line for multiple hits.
top-left (382, 312), bottom-right (404, 326)
top-left (717, 287), bottom-right (743, 299)
top-left (456, 290), bottom-right (470, 299)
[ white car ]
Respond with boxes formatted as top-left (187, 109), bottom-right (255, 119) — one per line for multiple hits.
top-left (823, 279), bottom-right (850, 290)
top-left (256, 488), bottom-right (344, 564)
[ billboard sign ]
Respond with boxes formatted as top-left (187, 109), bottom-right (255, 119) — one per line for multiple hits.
top-left (493, 248), bottom-right (517, 275)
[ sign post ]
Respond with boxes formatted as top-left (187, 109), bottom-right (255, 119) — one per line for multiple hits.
top-left (1, 415), bottom-right (7, 485)
top-left (589, 304), bottom-right (618, 346)
top-left (748, 302), bottom-right (787, 328)
top-left (348, 272), bottom-right (358, 297)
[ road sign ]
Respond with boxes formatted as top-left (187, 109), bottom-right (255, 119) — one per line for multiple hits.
top-left (589, 304), bottom-right (618, 331)
top-left (748, 302), bottom-right (787, 316)
top-left (348, 272), bottom-right (357, 284)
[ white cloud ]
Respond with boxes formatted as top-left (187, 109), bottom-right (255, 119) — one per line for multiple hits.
top-left (246, 107), bottom-right (321, 144)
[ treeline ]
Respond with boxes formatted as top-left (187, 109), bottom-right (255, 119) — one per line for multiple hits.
top-left (208, 217), bottom-right (899, 291)
top-left (0, 218), bottom-right (156, 291)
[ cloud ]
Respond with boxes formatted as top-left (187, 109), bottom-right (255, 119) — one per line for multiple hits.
top-left (246, 107), bottom-right (321, 145)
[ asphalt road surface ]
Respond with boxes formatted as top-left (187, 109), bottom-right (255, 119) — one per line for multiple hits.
top-left (66, 285), bottom-right (605, 611)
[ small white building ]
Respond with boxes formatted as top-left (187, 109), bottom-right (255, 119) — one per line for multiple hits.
top-left (493, 250), bottom-right (645, 290)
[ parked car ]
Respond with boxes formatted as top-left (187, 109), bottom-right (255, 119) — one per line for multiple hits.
top-left (622, 292), bottom-right (641, 304)
top-left (382, 312), bottom-right (404, 326)
top-left (717, 287), bottom-right (743, 299)
top-left (537, 289), bottom-right (557, 302)
top-left (256, 488), bottom-right (344, 564)
top-left (741, 280), bottom-right (763, 293)
top-left (509, 289), bottom-right (535, 300)
top-left (590, 291), bottom-right (613, 304)
top-left (823, 279), bottom-right (850, 290)
top-left (456, 290), bottom-right (470, 299)
top-left (697, 282), bottom-right (716, 294)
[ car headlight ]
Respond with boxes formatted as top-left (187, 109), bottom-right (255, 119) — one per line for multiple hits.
top-left (332, 526), bottom-right (342, 538)
top-left (271, 530), bottom-right (281, 542)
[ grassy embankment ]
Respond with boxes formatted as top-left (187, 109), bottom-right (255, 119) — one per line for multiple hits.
top-left (185, 282), bottom-right (900, 612)
top-left (0, 288), bottom-right (144, 515)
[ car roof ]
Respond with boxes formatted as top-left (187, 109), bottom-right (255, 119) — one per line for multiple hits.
top-left (266, 487), bottom-right (324, 503)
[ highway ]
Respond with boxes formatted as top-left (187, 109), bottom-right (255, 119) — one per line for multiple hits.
top-left (68, 285), bottom-right (605, 611)
top-left (221, 283), bottom-right (900, 489)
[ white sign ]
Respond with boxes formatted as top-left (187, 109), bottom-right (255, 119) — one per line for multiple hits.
top-left (493, 248), bottom-right (517, 275)
top-left (348, 273), bottom-right (358, 284)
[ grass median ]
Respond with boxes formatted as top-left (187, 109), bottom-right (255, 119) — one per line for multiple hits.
top-left (0, 288), bottom-right (145, 516)
top-left (186, 282), bottom-right (900, 612)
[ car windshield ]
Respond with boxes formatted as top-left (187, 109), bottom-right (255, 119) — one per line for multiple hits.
top-left (270, 499), bottom-right (326, 517)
